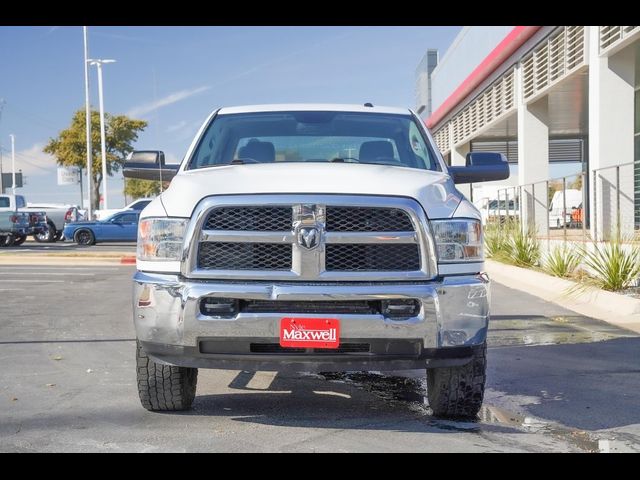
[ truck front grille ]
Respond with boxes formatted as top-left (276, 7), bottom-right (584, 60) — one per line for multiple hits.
top-left (198, 243), bottom-right (292, 270)
top-left (188, 195), bottom-right (433, 281)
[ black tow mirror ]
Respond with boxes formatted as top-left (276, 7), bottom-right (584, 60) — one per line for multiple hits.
top-left (123, 150), bottom-right (180, 181)
top-left (448, 152), bottom-right (510, 184)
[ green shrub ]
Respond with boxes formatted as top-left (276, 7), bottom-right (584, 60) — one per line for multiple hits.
top-left (543, 244), bottom-right (581, 278)
top-left (579, 239), bottom-right (640, 291)
top-left (484, 220), bottom-right (517, 260)
top-left (507, 226), bottom-right (540, 267)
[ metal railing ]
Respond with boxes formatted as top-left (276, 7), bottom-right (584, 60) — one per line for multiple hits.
top-left (488, 172), bottom-right (588, 245)
top-left (485, 161), bottom-right (640, 246)
top-left (592, 161), bottom-right (638, 242)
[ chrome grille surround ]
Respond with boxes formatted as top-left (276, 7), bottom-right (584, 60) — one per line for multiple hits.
top-left (182, 195), bottom-right (437, 281)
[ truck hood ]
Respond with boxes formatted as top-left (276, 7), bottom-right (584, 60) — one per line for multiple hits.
top-left (159, 163), bottom-right (463, 219)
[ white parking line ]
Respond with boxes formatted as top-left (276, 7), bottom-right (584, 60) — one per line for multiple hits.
top-left (0, 279), bottom-right (65, 283)
top-left (0, 272), bottom-right (96, 276)
top-left (0, 267), bottom-right (123, 271)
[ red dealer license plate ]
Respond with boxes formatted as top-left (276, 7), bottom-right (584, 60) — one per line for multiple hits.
top-left (279, 318), bottom-right (340, 349)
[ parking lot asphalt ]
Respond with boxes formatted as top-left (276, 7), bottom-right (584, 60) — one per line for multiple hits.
top-left (1, 264), bottom-right (639, 452)
top-left (0, 240), bottom-right (136, 254)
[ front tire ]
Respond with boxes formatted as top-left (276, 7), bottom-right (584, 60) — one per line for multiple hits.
top-left (0, 235), bottom-right (14, 247)
top-left (74, 229), bottom-right (95, 246)
top-left (136, 341), bottom-right (198, 411)
top-left (12, 234), bottom-right (26, 246)
top-left (34, 221), bottom-right (57, 243)
top-left (427, 343), bottom-right (486, 419)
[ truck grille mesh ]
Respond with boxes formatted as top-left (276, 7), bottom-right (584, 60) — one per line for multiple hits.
top-left (326, 206), bottom-right (413, 232)
top-left (325, 244), bottom-right (420, 271)
top-left (198, 242), bottom-right (292, 270)
top-left (204, 206), bottom-right (292, 231)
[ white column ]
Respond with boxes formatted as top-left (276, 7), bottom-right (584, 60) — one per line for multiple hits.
top-left (588, 26), bottom-right (636, 241)
top-left (517, 63), bottom-right (550, 235)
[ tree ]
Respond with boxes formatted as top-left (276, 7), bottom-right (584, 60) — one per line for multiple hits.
top-left (571, 174), bottom-right (583, 191)
top-left (44, 109), bottom-right (147, 211)
top-left (124, 178), bottom-right (166, 200)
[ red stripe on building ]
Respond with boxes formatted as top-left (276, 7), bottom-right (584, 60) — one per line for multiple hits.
top-left (426, 26), bottom-right (541, 130)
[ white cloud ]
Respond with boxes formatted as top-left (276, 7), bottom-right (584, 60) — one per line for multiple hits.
top-left (2, 143), bottom-right (57, 176)
top-left (166, 120), bottom-right (188, 133)
top-left (127, 85), bottom-right (210, 118)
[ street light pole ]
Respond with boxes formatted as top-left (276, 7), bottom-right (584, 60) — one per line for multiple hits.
top-left (88, 58), bottom-right (115, 211)
top-left (9, 134), bottom-right (15, 194)
top-left (83, 27), bottom-right (93, 219)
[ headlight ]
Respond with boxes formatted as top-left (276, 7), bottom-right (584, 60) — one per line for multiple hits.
top-left (431, 219), bottom-right (483, 263)
top-left (137, 217), bottom-right (188, 261)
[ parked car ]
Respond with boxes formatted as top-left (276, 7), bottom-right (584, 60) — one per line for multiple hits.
top-left (0, 194), bottom-right (81, 242)
top-left (123, 103), bottom-right (510, 418)
top-left (63, 211), bottom-right (140, 245)
top-left (474, 197), bottom-right (519, 225)
top-left (94, 198), bottom-right (154, 221)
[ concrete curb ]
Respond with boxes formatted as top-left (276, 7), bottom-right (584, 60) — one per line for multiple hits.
top-left (485, 260), bottom-right (640, 334)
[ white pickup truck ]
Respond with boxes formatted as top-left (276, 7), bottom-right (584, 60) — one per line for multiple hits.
top-left (124, 104), bottom-right (509, 418)
top-left (0, 194), bottom-right (82, 242)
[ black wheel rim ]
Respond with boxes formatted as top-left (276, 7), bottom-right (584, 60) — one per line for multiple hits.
top-left (77, 231), bottom-right (91, 245)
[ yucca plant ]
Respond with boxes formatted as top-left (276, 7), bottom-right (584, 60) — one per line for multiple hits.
top-left (507, 226), bottom-right (540, 267)
top-left (484, 222), bottom-right (507, 259)
top-left (578, 238), bottom-right (640, 291)
top-left (484, 220), bottom-right (518, 261)
top-left (543, 244), bottom-right (581, 278)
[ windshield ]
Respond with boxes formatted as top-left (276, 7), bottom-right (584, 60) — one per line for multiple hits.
top-left (188, 111), bottom-right (440, 171)
top-left (0, 197), bottom-right (9, 208)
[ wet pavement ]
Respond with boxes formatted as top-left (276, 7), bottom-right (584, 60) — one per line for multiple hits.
top-left (0, 265), bottom-right (639, 452)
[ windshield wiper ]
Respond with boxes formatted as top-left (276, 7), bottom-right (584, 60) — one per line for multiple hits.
top-left (211, 158), bottom-right (259, 167)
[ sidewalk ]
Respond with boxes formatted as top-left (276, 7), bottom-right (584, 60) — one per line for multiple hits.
top-left (485, 260), bottom-right (640, 334)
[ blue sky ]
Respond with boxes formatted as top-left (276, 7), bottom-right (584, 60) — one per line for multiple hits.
top-left (0, 26), bottom-right (461, 207)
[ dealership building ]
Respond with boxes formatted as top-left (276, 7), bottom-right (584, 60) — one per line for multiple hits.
top-left (416, 26), bottom-right (640, 241)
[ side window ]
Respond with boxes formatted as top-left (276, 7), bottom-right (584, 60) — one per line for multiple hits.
top-left (132, 200), bottom-right (150, 210)
top-left (409, 122), bottom-right (433, 170)
top-left (16, 196), bottom-right (26, 208)
top-left (118, 214), bottom-right (137, 223)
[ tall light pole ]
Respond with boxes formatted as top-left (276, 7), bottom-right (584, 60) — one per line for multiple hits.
top-left (9, 134), bottom-right (16, 194)
top-left (0, 99), bottom-right (5, 194)
top-left (83, 27), bottom-right (93, 219)
top-left (88, 58), bottom-right (115, 211)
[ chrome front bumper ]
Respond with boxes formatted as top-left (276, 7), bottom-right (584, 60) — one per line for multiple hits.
top-left (133, 271), bottom-right (490, 371)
